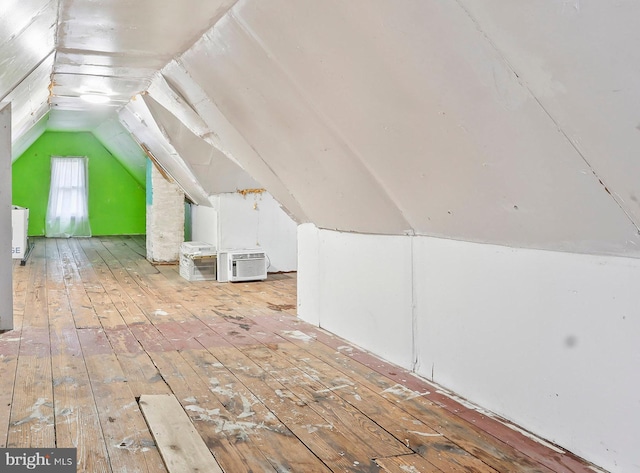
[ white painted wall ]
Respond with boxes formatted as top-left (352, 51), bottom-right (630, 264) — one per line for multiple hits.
top-left (414, 237), bottom-right (640, 473)
top-left (191, 203), bottom-right (218, 249)
top-left (297, 225), bottom-right (640, 473)
top-left (0, 103), bottom-right (13, 330)
top-left (146, 164), bottom-right (185, 263)
top-left (191, 191), bottom-right (297, 272)
top-left (297, 223), bottom-right (413, 367)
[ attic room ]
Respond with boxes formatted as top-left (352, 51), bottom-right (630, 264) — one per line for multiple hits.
top-left (1, 1), bottom-right (639, 472)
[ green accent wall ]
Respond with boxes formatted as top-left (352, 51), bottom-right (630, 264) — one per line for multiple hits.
top-left (12, 131), bottom-right (146, 236)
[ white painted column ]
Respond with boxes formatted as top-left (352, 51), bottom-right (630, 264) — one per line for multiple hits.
top-left (146, 162), bottom-right (185, 263)
top-left (0, 103), bottom-right (12, 331)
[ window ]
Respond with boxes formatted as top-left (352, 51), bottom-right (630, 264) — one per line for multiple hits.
top-left (45, 156), bottom-right (91, 238)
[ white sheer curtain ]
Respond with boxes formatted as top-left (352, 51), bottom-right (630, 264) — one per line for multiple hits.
top-left (45, 156), bottom-right (91, 238)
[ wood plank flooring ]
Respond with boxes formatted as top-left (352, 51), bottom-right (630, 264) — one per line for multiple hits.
top-left (1, 236), bottom-right (600, 473)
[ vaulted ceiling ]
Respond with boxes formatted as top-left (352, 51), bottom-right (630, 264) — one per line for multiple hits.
top-left (2, 0), bottom-right (640, 257)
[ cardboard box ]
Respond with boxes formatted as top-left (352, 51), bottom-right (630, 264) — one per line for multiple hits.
top-left (11, 206), bottom-right (29, 260)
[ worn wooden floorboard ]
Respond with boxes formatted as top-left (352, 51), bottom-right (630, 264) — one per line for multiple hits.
top-left (49, 293), bottom-right (110, 471)
top-left (0, 259), bottom-right (29, 448)
top-left (77, 328), bottom-right (167, 473)
top-left (132, 325), bottom-right (277, 473)
top-left (0, 236), bottom-right (600, 473)
top-left (250, 316), bottom-right (541, 473)
top-left (57, 239), bottom-right (101, 329)
top-left (139, 394), bottom-right (224, 473)
top-left (179, 346), bottom-right (332, 472)
top-left (7, 241), bottom-right (55, 448)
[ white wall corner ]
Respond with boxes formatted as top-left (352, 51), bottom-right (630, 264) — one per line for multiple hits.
top-left (191, 201), bottom-right (219, 249)
top-left (297, 223), bottom-right (321, 326)
top-left (0, 102), bottom-right (13, 330)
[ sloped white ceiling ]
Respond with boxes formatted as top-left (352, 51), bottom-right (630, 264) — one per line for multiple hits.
top-left (142, 93), bottom-right (260, 195)
top-left (458, 0), bottom-right (640, 236)
top-left (2, 0), bottom-right (639, 257)
top-left (5, 51), bottom-right (52, 146)
top-left (51, 0), bottom-right (238, 124)
top-left (0, 0), bottom-right (56, 140)
top-left (167, 0), bottom-right (640, 256)
top-left (92, 117), bottom-right (147, 186)
top-left (119, 96), bottom-right (211, 205)
top-left (156, 60), bottom-right (309, 222)
top-left (3, 0), bottom-right (241, 192)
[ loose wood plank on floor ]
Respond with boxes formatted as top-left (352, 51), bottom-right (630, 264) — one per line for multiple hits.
top-left (139, 394), bottom-right (224, 473)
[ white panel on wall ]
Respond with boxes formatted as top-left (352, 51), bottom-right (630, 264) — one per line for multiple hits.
top-left (191, 200), bottom-right (218, 248)
top-left (0, 103), bottom-right (13, 330)
top-left (413, 238), bottom-right (640, 473)
top-left (298, 226), bottom-right (414, 369)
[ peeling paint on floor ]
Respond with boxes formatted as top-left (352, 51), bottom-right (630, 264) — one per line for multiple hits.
top-left (11, 398), bottom-right (54, 427)
top-left (282, 330), bottom-right (313, 342)
top-left (381, 384), bottom-right (428, 401)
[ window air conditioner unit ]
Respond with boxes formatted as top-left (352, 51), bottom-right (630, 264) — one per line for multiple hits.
top-left (217, 249), bottom-right (267, 283)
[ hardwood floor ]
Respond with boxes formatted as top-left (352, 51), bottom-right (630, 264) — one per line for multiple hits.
top-left (1, 236), bottom-right (598, 472)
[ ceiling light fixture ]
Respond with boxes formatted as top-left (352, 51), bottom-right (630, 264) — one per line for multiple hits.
top-left (80, 94), bottom-right (111, 104)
